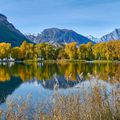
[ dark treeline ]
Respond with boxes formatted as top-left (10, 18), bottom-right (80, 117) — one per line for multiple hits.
top-left (0, 40), bottom-right (120, 61)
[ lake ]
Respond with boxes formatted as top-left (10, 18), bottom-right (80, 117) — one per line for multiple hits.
top-left (0, 62), bottom-right (120, 119)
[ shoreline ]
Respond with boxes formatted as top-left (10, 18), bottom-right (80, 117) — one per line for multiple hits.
top-left (0, 59), bottom-right (119, 64)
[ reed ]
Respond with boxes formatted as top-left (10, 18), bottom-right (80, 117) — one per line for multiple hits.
top-left (0, 81), bottom-right (120, 120)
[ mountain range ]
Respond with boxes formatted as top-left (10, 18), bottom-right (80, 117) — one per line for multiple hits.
top-left (87, 35), bottom-right (100, 43)
top-left (0, 13), bottom-right (120, 46)
top-left (88, 28), bottom-right (120, 42)
top-left (26, 28), bottom-right (120, 44)
top-left (26, 28), bottom-right (94, 45)
top-left (100, 28), bottom-right (120, 42)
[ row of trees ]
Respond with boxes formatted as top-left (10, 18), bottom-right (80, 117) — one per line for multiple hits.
top-left (0, 40), bottom-right (120, 61)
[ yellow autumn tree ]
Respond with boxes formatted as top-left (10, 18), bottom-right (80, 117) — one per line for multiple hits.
top-left (65, 42), bottom-right (77, 60)
top-left (0, 43), bottom-right (11, 60)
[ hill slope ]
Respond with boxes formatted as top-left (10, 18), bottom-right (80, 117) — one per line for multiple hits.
top-left (0, 13), bottom-right (31, 46)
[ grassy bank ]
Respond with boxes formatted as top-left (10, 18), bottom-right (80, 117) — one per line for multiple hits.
top-left (0, 59), bottom-right (119, 64)
top-left (34, 59), bottom-right (120, 64)
top-left (88, 60), bottom-right (120, 63)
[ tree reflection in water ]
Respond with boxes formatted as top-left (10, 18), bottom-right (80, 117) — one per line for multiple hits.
top-left (0, 62), bottom-right (119, 104)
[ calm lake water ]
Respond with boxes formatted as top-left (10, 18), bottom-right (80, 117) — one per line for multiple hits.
top-left (0, 62), bottom-right (120, 110)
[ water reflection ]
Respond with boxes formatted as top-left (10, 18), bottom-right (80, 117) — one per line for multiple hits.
top-left (0, 62), bottom-right (119, 105)
top-left (0, 62), bottom-right (120, 82)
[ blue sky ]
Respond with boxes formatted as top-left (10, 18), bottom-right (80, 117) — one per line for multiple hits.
top-left (0, 0), bottom-right (120, 37)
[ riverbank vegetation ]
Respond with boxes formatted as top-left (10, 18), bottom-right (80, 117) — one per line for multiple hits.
top-left (0, 40), bottom-right (120, 61)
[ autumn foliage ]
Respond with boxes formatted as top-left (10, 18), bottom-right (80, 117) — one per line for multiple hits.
top-left (0, 40), bottom-right (120, 61)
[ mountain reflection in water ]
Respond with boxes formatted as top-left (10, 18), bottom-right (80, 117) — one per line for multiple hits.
top-left (0, 62), bottom-right (119, 106)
